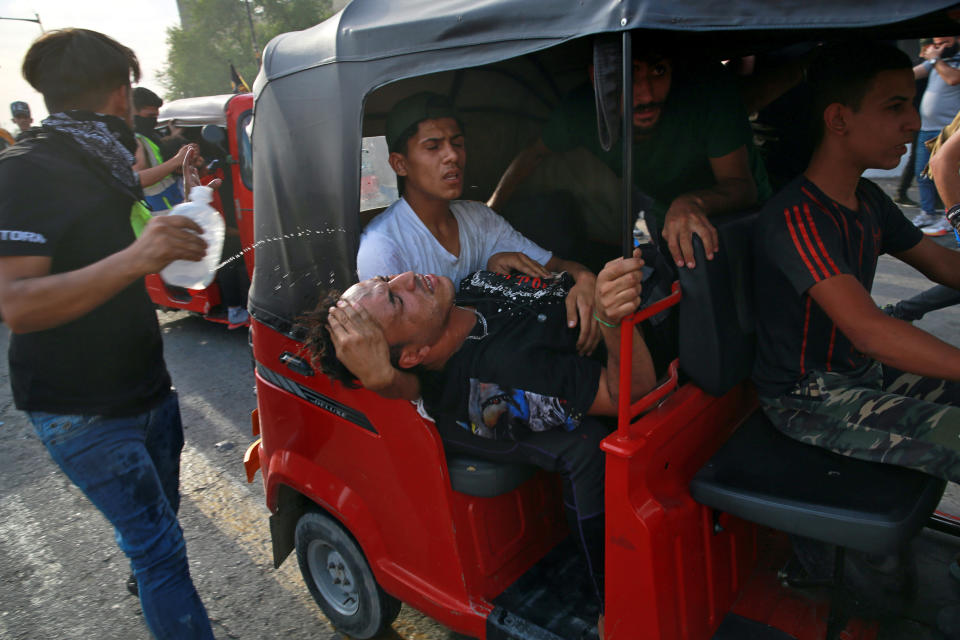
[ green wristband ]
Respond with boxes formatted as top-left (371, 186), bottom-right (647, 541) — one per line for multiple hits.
top-left (593, 312), bottom-right (617, 328)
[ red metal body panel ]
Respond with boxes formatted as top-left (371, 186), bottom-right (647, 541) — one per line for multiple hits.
top-left (224, 94), bottom-right (255, 279)
top-left (252, 321), bottom-right (568, 639)
top-left (602, 382), bottom-right (756, 639)
top-left (146, 93), bottom-right (254, 321)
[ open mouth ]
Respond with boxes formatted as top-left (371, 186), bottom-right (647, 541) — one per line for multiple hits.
top-left (418, 274), bottom-right (435, 293)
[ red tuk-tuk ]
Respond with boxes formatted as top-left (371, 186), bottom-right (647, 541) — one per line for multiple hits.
top-left (244, 2), bottom-right (960, 638)
top-left (144, 93), bottom-right (255, 326)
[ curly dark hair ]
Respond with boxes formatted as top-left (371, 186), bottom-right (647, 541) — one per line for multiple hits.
top-left (298, 288), bottom-right (362, 388)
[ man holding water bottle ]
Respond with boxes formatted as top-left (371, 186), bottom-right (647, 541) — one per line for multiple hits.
top-left (0, 29), bottom-right (214, 640)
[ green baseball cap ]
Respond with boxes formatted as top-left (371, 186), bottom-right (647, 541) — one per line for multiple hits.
top-left (386, 92), bottom-right (459, 151)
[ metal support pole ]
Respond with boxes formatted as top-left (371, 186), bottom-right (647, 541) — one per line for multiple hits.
top-left (621, 31), bottom-right (633, 259)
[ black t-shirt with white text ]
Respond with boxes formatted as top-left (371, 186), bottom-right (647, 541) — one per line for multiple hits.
top-left (420, 271), bottom-right (602, 440)
top-left (0, 131), bottom-right (171, 415)
top-left (752, 176), bottom-right (922, 397)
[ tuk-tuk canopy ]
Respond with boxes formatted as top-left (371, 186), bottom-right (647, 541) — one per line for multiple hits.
top-left (251, 0), bottom-right (959, 336)
top-left (157, 94), bottom-right (236, 128)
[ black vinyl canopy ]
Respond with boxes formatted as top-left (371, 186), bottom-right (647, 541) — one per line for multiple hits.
top-left (251, 0), bottom-right (959, 335)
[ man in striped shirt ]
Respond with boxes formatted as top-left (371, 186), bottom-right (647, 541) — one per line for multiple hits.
top-left (754, 41), bottom-right (960, 485)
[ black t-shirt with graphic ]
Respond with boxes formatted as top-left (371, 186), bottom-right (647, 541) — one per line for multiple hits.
top-left (0, 132), bottom-right (171, 415)
top-left (420, 271), bottom-right (602, 440)
top-left (752, 176), bottom-right (922, 398)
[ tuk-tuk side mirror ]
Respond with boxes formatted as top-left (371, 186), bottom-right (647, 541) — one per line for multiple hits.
top-left (201, 124), bottom-right (227, 150)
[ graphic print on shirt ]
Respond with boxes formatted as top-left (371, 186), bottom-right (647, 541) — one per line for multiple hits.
top-left (460, 378), bottom-right (582, 440)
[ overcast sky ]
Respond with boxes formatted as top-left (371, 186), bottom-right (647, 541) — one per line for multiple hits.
top-left (0, 0), bottom-right (180, 133)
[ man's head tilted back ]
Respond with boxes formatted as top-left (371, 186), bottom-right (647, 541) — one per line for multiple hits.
top-left (806, 41), bottom-right (917, 170)
top-left (302, 273), bottom-right (456, 385)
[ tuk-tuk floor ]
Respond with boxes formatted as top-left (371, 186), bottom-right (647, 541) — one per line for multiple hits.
top-left (486, 526), bottom-right (959, 640)
top-left (490, 536), bottom-right (600, 640)
top-left (728, 527), bottom-right (960, 640)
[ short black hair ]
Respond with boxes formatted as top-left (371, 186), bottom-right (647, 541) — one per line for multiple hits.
top-left (388, 115), bottom-right (466, 198)
top-left (133, 86), bottom-right (163, 110)
top-left (300, 288), bottom-right (362, 388)
top-left (22, 28), bottom-right (140, 113)
top-left (806, 41), bottom-right (912, 145)
top-left (299, 286), bottom-right (411, 388)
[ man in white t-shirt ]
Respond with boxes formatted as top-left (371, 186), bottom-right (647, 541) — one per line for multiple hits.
top-left (349, 92), bottom-right (601, 399)
top-left (358, 92), bottom-right (599, 343)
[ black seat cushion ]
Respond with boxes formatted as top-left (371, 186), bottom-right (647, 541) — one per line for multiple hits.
top-left (447, 455), bottom-right (538, 498)
top-left (690, 411), bottom-right (946, 555)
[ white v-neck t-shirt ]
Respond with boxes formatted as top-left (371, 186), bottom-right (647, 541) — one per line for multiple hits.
top-left (356, 197), bottom-right (552, 289)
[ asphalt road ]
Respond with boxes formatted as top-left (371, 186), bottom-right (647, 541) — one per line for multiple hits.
top-left (1, 177), bottom-right (959, 639)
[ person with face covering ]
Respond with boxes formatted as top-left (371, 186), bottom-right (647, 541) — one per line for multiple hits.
top-left (0, 29), bottom-right (214, 639)
top-left (131, 86), bottom-right (193, 215)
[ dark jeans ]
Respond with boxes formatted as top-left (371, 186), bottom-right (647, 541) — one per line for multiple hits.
top-left (438, 418), bottom-right (608, 608)
top-left (28, 391), bottom-right (213, 640)
top-left (916, 129), bottom-right (941, 214)
top-left (898, 131), bottom-right (919, 197)
top-left (890, 284), bottom-right (960, 321)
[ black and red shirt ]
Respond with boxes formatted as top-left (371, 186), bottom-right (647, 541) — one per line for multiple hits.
top-left (752, 176), bottom-right (922, 398)
top-left (419, 271), bottom-right (602, 441)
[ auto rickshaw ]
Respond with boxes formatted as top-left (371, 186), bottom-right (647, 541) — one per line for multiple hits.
top-left (144, 93), bottom-right (255, 326)
top-left (243, 1), bottom-right (960, 638)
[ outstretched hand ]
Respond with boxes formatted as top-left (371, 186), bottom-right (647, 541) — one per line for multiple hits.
top-left (327, 300), bottom-right (397, 391)
top-left (182, 145), bottom-right (222, 199)
top-left (595, 248), bottom-right (645, 326)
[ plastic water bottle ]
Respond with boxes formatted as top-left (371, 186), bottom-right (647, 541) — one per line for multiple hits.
top-left (160, 186), bottom-right (224, 289)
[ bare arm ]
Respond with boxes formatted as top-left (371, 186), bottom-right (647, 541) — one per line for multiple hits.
top-left (588, 249), bottom-right (657, 415)
top-left (932, 59), bottom-right (960, 86)
top-left (930, 131), bottom-right (960, 207)
top-left (913, 63), bottom-right (931, 80)
top-left (809, 273), bottom-right (960, 380)
top-left (893, 237), bottom-right (960, 292)
top-left (0, 215), bottom-right (206, 333)
top-left (138, 144), bottom-right (192, 188)
top-left (662, 144), bottom-right (757, 269)
top-left (486, 138), bottom-right (552, 212)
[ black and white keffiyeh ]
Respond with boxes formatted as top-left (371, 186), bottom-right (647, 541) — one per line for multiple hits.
top-left (41, 111), bottom-right (139, 191)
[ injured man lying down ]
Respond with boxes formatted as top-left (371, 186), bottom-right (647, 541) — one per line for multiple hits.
top-left (300, 251), bottom-right (657, 612)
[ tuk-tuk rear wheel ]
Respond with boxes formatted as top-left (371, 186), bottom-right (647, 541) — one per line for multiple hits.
top-left (294, 510), bottom-right (401, 638)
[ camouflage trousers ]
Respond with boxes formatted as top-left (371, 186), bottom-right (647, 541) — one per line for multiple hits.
top-left (761, 362), bottom-right (960, 483)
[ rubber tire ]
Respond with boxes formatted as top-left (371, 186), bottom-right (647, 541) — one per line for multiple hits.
top-left (294, 511), bottom-right (401, 638)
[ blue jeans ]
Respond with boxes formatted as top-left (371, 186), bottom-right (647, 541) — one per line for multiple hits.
top-left (29, 391), bottom-right (213, 640)
top-left (916, 129), bottom-right (941, 214)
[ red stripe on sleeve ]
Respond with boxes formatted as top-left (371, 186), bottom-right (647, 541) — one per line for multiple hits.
top-left (784, 207), bottom-right (822, 282)
top-left (800, 296), bottom-right (812, 375)
top-left (803, 203), bottom-right (841, 276)
top-left (794, 206), bottom-right (832, 280)
top-left (801, 186), bottom-right (842, 231)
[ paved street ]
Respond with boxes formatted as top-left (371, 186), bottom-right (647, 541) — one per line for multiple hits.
top-left (1, 178), bottom-right (959, 639)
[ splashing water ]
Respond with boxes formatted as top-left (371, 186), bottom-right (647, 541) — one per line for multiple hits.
top-left (213, 226), bottom-right (347, 272)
